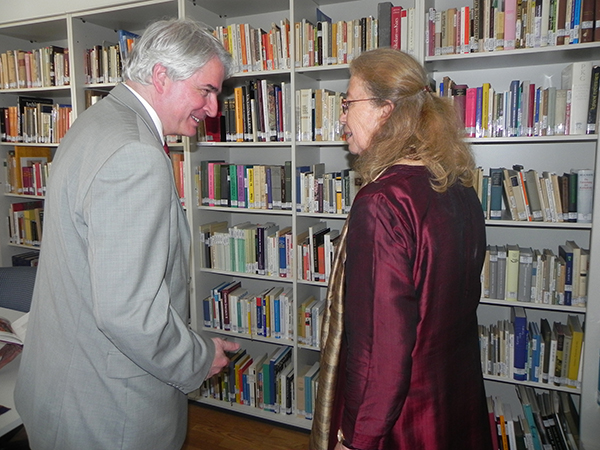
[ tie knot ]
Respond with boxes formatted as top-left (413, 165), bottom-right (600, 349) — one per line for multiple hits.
top-left (163, 142), bottom-right (170, 156)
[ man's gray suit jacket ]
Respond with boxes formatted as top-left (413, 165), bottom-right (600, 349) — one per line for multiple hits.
top-left (15, 84), bottom-right (215, 450)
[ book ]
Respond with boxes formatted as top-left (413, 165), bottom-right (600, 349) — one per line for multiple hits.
top-left (0, 312), bottom-right (28, 346)
top-left (566, 315), bottom-right (584, 388)
top-left (12, 146), bottom-right (52, 195)
top-left (512, 307), bottom-right (528, 381)
top-left (561, 61), bottom-right (592, 135)
top-left (573, 168), bottom-right (594, 223)
top-left (505, 244), bottom-right (520, 301)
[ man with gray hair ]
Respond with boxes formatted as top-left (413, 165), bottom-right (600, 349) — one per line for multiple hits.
top-left (15, 18), bottom-right (238, 450)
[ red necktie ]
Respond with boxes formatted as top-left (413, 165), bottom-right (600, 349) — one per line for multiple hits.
top-left (163, 142), bottom-right (170, 156)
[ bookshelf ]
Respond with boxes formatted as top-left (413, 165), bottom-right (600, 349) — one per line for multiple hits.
top-left (1, 0), bottom-right (600, 447)
top-left (423, 1), bottom-right (600, 449)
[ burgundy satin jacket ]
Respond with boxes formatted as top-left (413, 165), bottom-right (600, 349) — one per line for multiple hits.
top-left (329, 164), bottom-right (493, 450)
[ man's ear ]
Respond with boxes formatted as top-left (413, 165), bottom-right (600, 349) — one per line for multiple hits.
top-left (152, 63), bottom-right (168, 94)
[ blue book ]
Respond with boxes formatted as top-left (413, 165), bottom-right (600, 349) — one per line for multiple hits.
top-left (475, 86), bottom-right (483, 137)
top-left (489, 168), bottom-right (503, 220)
top-left (558, 244), bottom-right (574, 306)
top-left (528, 321), bottom-right (541, 382)
top-left (278, 231), bottom-right (288, 277)
top-left (509, 80), bottom-right (520, 136)
top-left (512, 307), bottom-right (528, 381)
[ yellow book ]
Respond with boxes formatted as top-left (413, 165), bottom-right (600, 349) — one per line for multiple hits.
top-left (505, 244), bottom-right (520, 301)
top-left (234, 86), bottom-right (244, 142)
top-left (566, 315), bottom-right (584, 388)
top-left (247, 166), bottom-right (254, 208)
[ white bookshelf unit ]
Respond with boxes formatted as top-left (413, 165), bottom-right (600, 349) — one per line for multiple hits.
top-left (1, 0), bottom-right (599, 448)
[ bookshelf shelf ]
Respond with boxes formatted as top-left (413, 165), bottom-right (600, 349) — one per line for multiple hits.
top-left (480, 298), bottom-right (586, 314)
top-left (484, 220), bottom-right (592, 229)
top-left (483, 374), bottom-right (582, 395)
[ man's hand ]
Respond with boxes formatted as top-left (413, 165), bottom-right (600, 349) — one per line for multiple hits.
top-left (206, 338), bottom-right (240, 379)
top-left (0, 344), bottom-right (22, 370)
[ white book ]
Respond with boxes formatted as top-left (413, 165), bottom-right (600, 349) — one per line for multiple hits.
top-left (561, 61), bottom-right (592, 135)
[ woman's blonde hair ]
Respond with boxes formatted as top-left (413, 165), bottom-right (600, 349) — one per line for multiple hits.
top-left (349, 48), bottom-right (475, 191)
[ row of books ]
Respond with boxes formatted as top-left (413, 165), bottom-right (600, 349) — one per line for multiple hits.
top-left (1, 97), bottom-right (73, 144)
top-left (297, 88), bottom-right (344, 142)
top-left (8, 200), bottom-right (44, 247)
top-left (199, 220), bottom-right (293, 278)
top-left (195, 161), bottom-right (362, 215)
top-left (195, 161), bottom-right (293, 210)
top-left (482, 240), bottom-right (588, 306)
top-left (297, 165), bottom-right (361, 215)
top-left (426, 0), bottom-right (600, 57)
top-left (479, 308), bottom-right (584, 389)
top-left (200, 347), bottom-right (321, 420)
top-left (474, 166), bottom-right (594, 223)
top-left (83, 30), bottom-right (139, 85)
top-left (377, 3), bottom-right (415, 53)
top-left (488, 388), bottom-right (580, 450)
top-left (199, 220), bottom-right (342, 284)
top-left (210, 9), bottom-right (417, 75)
top-left (443, 62), bottom-right (599, 137)
top-left (212, 80), bottom-right (292, 143)
top-left (212, 20), bottom-right (291, 74)
top-left (202, 281), bottom-right (294, 342)
top-left (0, 46), bottom-right (69, 90)
top-left (4, 146), bottom-right (52, 196)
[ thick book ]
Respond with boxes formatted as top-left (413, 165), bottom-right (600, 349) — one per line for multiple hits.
top-left (573, 168), bottom-right (594, 223)
top-left (561, 61), bottom-right (592, 135)
top-left (512, 306), bottom-right (528, 381)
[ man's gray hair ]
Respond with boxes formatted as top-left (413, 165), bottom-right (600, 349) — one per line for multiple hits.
top-left (123, 18), bottom-right (233, 84)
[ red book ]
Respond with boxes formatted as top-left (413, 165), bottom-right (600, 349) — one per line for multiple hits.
top-left (465, 87), bottom-right (478, 137)
top-left (391, 6), bottom-right (402, 49)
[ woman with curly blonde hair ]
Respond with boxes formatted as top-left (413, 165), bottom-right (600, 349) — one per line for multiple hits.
top-left (310, 49), bottom-right (492, 450)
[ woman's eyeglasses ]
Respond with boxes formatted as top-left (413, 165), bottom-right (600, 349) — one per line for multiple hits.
top-left (341, 97), bottom-right (380, 114)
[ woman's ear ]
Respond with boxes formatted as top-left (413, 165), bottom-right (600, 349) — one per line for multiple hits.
top-left (380, 100), bottom-right (394, 120)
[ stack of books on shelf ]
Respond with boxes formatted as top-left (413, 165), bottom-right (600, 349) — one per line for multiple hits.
top-left (1, 96), bottom-right (73, 144)
top-left (473, 165), bottom-right (594, 223)
top-left (202, 281), bottom-right (294, 341)
top-left (517, 386), bottom-right (580, 449)
top-left (83, 30), bottom-right (138, 85)
top-left (298, 294), bottom-right (325, 349)
top-left (8, 199), bottom-right (44, 247)
top-left (210, 5), bottom-right (419, 75)
top-left (4, 146), bottom-right (52, 196)
top-left (11, 250), bottom-right (40, 266)
top-left (295, 222), bottom-right (341, 284)
top-left (297, 164), bottom-right (361, 214)
top-left (488, 388), bottom-right (580, 450)
top-left (199, 220), bottom-right (293, 278)
top-left (201, 346), bottom-right (295, 416)
top-left (479, 307), bottom-right (584, 389)
top-left (482, 240), bottom-right (589, 307)
top-left (198, 80), bottom-right (291, 143)
top-left (195, 161), bottom-right (292, 210)
top-left (212, 20), bottom-right (291, 73)
top-left (296, 88), bottom-right (344, 142)
top-left (427, 0), bottom-right (600, 56)
top-left (440, 62), bottom-right (599, 137)
top-left (0, 46), bottom-right (69, 89)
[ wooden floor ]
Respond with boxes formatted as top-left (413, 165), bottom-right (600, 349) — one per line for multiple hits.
top-left (0, 401), bottom-right (311, 450)
top-left (183, 401), bottom-right (311, 450)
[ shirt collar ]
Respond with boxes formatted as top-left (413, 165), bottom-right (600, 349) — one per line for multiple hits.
top-left (122, 82), bottom-right (165, 145)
